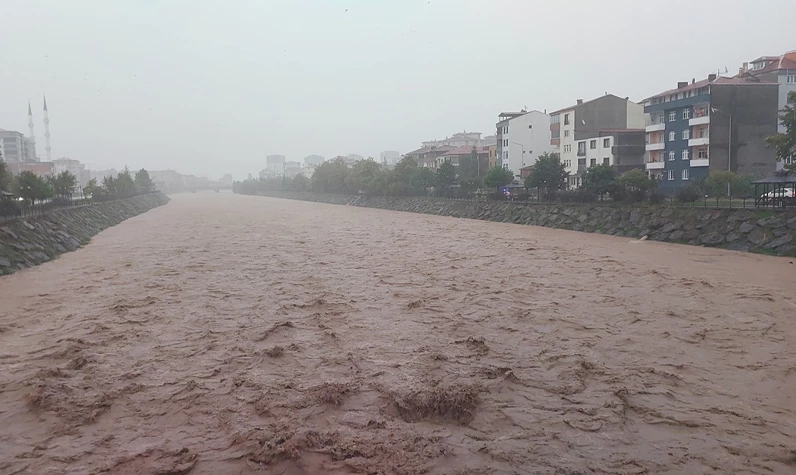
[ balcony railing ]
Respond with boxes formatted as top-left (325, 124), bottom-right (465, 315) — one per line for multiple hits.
top-left (645, 142), bottom-right (665, 151)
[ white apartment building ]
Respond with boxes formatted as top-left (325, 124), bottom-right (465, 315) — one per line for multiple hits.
top-left (495, 111), bottom-right (552, 183)
top-left (550, 107), bottom-right (577, 185)
top-left (0, 129), bottom-right (37, 162)
top-left (52, 158), bottom-right (88, 186)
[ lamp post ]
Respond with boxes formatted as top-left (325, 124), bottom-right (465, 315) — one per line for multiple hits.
top-left (711, 107), bottom-right (732, 196)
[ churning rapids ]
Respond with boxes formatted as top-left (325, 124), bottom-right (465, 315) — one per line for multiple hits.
top-left (1, 192), bottom-right (795, 474)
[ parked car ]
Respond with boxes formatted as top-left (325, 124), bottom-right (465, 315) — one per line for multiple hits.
top-left (760, 188), bottom-right (795, 199)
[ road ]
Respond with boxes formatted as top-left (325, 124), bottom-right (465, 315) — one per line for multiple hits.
top-left (1, 192), bottom-right (795, 474)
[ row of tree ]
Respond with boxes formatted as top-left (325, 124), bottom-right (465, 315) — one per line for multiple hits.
top-left (0, 165), bottom-right (155, 206)
top-left (235, 155), bottom-right (516, 198)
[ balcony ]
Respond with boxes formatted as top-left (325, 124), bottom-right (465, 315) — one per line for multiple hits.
top-left (645, 142), bottom-right (665, 151)
top-left (577, 149), bottom-right (586, 157)
top-left (645, 122), bottom-right (666, 132)
top-left (646, 161), bottom-right (665, 170)
top-left (688, 137), bottom-right (710, 147)
top-left (689, 116), bottom-right (710, 126)
top-left (690, 158), bottom-right (709, 167)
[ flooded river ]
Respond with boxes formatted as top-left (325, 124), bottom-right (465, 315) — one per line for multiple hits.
top-left (1, 193), bottom-right (795, 474)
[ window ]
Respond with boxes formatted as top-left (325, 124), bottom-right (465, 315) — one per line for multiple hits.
top-left (668, 151), bottom-right (675, 161)
top-left (564, 114), bottom-right (570, 125)
top-left (667, 170), bottom-right (675, 181)
top-left (787, 75), bottom-right (796, 84)
top-left (503, 151), bottom-right (508, 159)
top-left (590, 158), bottom-right (596, 166)
top-left (682, 129), bottom-right (690, 140)
top-left (589, 140), bottom-right (597, 149)
top-left (683, 109), bottom-right (690, 119)
top-left (682, 149), bottom-right (690, 160)
top-left (669, 131), bottom-right (676, 142)
top-left (669, 111), bottom-right (677, 121)
top-left (603, 157), bottom-right (609, 165)
top-left (564, 130), bottom-right (570, 137)
top-left (698, 149), bottom-right (708, 159)
top-left (603, 138), bottom-right (610, 148)
top-left (577, 142), bottom-right (586, 154)
top-left (502, 163), bottom-right (509, 170)
top-left (563, 144), bottom-right (572, 153)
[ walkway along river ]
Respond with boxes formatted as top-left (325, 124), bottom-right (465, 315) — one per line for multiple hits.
top-left (1, 192), bottom-right (795, 474)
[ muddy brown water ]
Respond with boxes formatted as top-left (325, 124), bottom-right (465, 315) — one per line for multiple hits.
top-left (1, 193), bottom-right (795, 474)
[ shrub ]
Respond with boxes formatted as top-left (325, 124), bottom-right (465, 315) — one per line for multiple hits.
top-left (0, 200), bottom-right (21, 218)
top-left (675, 186), bottom-right (700, 203)
top-left (648, 191), bottom-right (666, 205)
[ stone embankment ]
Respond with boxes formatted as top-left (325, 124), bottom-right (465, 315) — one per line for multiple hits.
top-left (0, 193), bottom-right (170, 274)
top-left (258, 191), bottom-right (796, 257)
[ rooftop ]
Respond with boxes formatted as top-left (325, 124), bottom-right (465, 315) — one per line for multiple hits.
top-left (748, 51), bottom-right (796, 74)
top-left (549, 94), bottom-right (631, 115)
top-left (642, 75), bottom-right (774, 102)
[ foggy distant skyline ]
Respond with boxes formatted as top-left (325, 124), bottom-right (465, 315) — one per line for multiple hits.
top-left (1, 0), bottom-right (794, 180)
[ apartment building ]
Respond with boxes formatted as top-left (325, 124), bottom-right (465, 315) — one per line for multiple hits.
top-left (404, 145), bottom-right (456, 169)
top-left (0, 129), bottom-right (37, 162)
top-left (738, 51), bottom-right (796, 168)
top-left (496, 110), bottom-right (552, 183)
top-left (550, 94), bottom-right (645, 187)
top-left (642, 75), bottom-right (779, 190)
top-left (422, 132), bottom-right (485, 149)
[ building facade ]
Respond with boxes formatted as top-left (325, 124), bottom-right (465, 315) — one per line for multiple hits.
top-left (304, 155), bottom-right (325, 167)
top-left (0, 130), bottom-right (37, 162)
top-left (739, 51), bottom-right (796, 168)
top-left (422, 132), bottom-right (485, 149)
top-left (52, 158), bottom-right (88, 187)
top-left (265, 155), bottom-right (286, 176)
top-left (550, 94), bottom-right (645, 187)
top-left (496, 111), bottom-right (552, 183)
top-left (643, 75), bottom-right (779, 190)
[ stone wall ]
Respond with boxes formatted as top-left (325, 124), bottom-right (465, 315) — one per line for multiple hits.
top-left (0, 193), bottom-right (170, 275)
top-left (258, 191), bottom-right (796, 257)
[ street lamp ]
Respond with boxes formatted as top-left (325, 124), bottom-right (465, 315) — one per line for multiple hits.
top-left (711, 107), bottom-right (732, 196)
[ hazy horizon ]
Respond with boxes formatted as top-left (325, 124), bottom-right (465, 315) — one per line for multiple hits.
top-left (1, 0), bottom-right (794, 180)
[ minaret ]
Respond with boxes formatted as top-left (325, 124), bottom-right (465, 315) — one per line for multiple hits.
top-left (27, 102), bottom-right (36, 147)
top-left (43, 95), bottom-right (51, 161)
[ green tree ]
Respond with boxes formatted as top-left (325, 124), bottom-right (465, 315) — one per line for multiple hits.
top-left (483, 166), bottom-right (514, 191)
top-left (702, 170), bottom-right (754, 198)
top-left (767, 91), bottom-right (796, 170)
top-left (52, 171), bottom-right (77, 199)
top-left (84, 178), bottom-right (104, 199)
top-left (134, 169), bottom-right (155, 192)
top-left (14, 171), bottom-right (51, 206)
top-left (525, 152), bottom-right (568, 195)
top-left (311, 158), bottom-right (349, 193)
top-left (618, 169), bottom-right (656, 202)
top-left (115, 167), bottom-right (136, 195)
top-left (415, 167), bottom-right (437, 189)
top-left (435, 160), bottom-right (456, 189)
top-left (102, 175), bottom-right (117, 195)
top-left (582, 164), bottom-right (618, 200)
top-left (0, 161), bottom-right (11, 192)
top-left (345, 158), bottom-right (382, 193)
top-left (291, 174), bottom-right (310, 191)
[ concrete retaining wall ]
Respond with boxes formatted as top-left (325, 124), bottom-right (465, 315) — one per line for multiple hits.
top-left (0, 193), bottom-right (170, 275)
top-left (258, 191), bottom-right (796, 257)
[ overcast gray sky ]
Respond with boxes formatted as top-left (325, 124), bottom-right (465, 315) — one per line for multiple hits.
top-left (1, 0), bottom-right (794, 180)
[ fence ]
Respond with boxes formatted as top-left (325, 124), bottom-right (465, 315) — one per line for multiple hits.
top-left (437, 193), bottom-right (791, 210)
top-left (0, 192), bottom-right (158, 223)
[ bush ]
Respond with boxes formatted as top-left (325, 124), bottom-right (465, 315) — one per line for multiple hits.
top-left (0, 200), bottom-right (21, 218)
top-left (675, 186), bottom-right (700, 203)
top-left (648, 191), bottom-right (666, 205)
